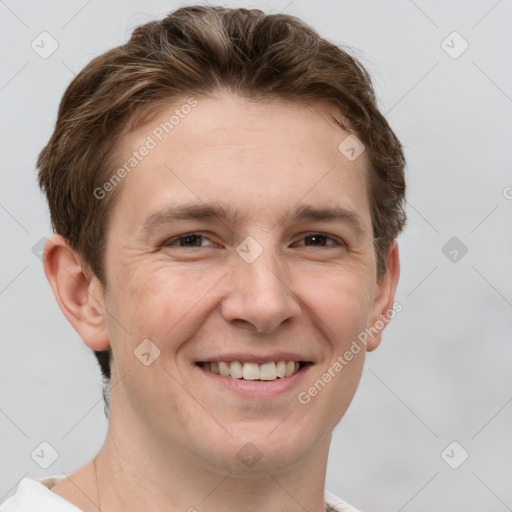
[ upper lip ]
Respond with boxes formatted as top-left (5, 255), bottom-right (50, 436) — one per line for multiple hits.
top-left (196, 352), bottom-right (314, 364)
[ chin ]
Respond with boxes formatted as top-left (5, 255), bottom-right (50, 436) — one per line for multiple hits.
top-left (198, 420), bottom-right (322, 475)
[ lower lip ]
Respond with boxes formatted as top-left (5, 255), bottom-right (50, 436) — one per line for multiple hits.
top-left (194, 363), bottom-right (312, 398)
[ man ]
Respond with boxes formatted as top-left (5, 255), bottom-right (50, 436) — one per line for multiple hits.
top-left (1, 5), bottom-right (406, 512)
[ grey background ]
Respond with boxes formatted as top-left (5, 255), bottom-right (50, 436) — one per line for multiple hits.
top-left (1, 1), bottom-right (511, 511)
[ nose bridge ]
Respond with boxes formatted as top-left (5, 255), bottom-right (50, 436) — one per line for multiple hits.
top-left (238, 235), bottom-right (289, 301)
top-left (222, 235), bottom-right (299, 333)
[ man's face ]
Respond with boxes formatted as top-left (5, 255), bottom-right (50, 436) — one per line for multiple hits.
top-left (98, 93), bottom-right (390, 472)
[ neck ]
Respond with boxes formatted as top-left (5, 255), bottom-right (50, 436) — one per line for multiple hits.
top-left (93, 409), bottom-right (331, 512)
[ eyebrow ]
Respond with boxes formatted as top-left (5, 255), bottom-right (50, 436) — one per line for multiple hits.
top-left (141, 201), bottom-right (368, 236)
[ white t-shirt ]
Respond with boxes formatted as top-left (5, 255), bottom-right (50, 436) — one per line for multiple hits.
top-left (0, 476), bottom-right (362, 512)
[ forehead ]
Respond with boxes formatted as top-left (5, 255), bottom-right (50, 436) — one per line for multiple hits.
top-left (108, 93), bottom-right (371, 232)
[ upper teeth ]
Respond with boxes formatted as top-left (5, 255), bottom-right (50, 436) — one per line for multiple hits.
top-left (201, 360), bottom-right (301, 380)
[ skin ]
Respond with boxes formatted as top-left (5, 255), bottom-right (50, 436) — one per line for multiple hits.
top-left (44, 92), bottom-right (400, 512)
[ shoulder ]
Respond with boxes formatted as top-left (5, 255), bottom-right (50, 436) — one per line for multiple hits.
top-left (0, 476), bottom-right (83, 512)
top-left (325, 488), bottom-right (365, 512)
top-left (1, 479), bottom-right (362, 512)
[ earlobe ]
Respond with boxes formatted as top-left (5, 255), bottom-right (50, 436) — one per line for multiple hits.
top-left (43, 234), bottom-right (110, 351)
top-left (365, 240), bottom-right (401, 352)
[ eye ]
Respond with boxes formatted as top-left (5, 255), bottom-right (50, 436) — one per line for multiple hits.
top-left (294, 233), bottom-right (345, 248)
top-left (163, 233), bottom-right (216, 248)
top-left (162, 232), bottom-right (345, 249)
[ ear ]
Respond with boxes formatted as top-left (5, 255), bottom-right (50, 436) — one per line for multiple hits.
top-left (42, 234), bottom-right (110, 351)
top-left (365, 240), bottom-right (401, 352)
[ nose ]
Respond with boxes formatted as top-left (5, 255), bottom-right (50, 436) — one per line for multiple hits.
top-left (220, 243), bottom-right (301, 334)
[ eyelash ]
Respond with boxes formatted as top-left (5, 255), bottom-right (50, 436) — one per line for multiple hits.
top-left (162, 232), bottom-right (345, 249)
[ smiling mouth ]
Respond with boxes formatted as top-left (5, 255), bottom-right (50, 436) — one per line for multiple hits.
top-left (196, 360), bottom-right (311, 381)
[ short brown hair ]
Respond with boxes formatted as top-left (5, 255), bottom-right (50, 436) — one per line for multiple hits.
top-left (37, 5), bottom-right (406, 417)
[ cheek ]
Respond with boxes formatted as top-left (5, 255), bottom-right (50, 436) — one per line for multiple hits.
top-left (101, 263), bottom-right (177, 370)
top-left (107, 262), bottom-right (218, 349)
top-left (301, 268), bottom-right (375, 343)
top-left (299, 277), bottom-right (371, 414)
